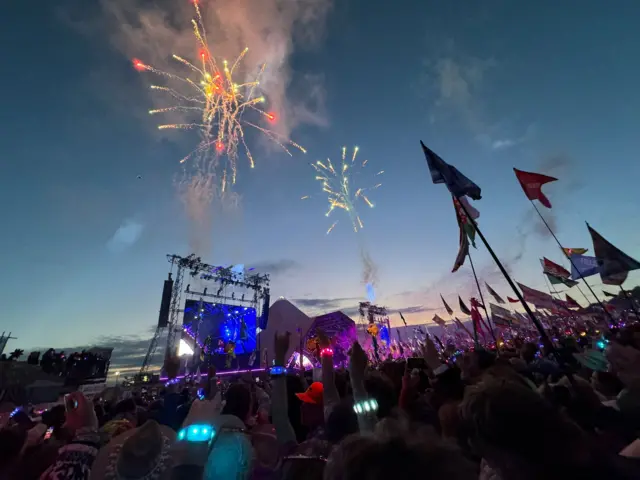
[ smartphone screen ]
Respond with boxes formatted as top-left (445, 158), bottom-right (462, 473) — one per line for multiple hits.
top-left (44, 427), bottom-right (54, 440)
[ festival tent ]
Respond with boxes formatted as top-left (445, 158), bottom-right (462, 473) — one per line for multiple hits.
top-left (258, 298), bottom-right (313, 365)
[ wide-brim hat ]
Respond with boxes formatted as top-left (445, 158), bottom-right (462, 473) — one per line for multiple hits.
top-left (90, 420), bottom-right (176, 480)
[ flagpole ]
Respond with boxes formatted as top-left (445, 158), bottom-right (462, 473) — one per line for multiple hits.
top-left (468, 250), bottom-right (498, 345)
top-left (456, 197), bottom-right (554, 348)
top-left (528, 199), bottom-right (615, 323)
top-left (619, 286), bottom-right (640, 318)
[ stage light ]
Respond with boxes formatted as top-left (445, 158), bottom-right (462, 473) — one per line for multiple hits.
top-left (178, 339), bottom-right (195, 357)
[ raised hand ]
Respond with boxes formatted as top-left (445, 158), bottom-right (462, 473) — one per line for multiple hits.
top-left (349, 341), bottom-right (368, 379)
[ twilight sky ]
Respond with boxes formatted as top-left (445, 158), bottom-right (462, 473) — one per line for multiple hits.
top-left (2, 0), bottom-right (639, 375)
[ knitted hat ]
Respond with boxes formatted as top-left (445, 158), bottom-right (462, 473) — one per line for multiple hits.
top-left (90, 420), bottom-right (175, 480)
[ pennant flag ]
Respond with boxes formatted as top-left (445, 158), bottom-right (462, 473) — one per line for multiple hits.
top-left (588, 224), bottom-right (640, 286)
top-left (485, 283), bottom-right (505, 304)
top-left (432, 314), bottom-right (446, 327)
top-left (440, 295), bottom-right (454, 316)
top-left (458, 296), bottom-right (471, 315)
top-left (562, 247), bottom-right (589, 256)
top-left (513, 168), bottom-right (558, 208)
top-left (421, 141), bottom-right (482, 200)
top-left (569, 254), bottom-right (600, 280)
top-left (470, 299), bottom-right (487, 341)
top-left (546, 272), bottom-right (579, 288)
top-left (602, 290), bottom-right (617, 298)
top-left (541, 258), bottom-right (571, 279)
top-left (452, 225), bottom-right (470, 273)
top-left (399, 311), bottom-right (408, 327)
top-left (507, 296), bottom-right (519, 303)
top-left (517, 282), bottom-right (556, 310)
top-left (565, 294), bottom-right (581, 309)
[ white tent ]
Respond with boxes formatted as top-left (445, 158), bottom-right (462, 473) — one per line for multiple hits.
top-left (258, 299), bottom-right (313, 365)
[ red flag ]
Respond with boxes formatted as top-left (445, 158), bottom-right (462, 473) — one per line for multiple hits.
top-left (513, 168), bottom-right (558, 208)
top-left (507, 297), bottom-right (519, 303)
top-left (565, 294), bottom-right (581, 309)
top-left (541, 257), bottom-right (571, 279)
top-left (470, 298), bottom-right (487, 342)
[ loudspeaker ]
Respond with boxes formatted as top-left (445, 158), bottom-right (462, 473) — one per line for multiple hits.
top-left (259, 293), bottom-right (270, 329)
top-left (158, 274), bottom-right (173, 328)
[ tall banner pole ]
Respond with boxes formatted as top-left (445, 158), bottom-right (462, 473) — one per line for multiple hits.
top-left (528, 200), bottom-right (615, 323)
top-left (467, 250), bottom-right (498, 344)
top-left (456, 197), bottom-right (554, 348)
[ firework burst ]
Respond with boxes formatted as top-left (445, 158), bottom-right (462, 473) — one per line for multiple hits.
top-left (305, 146), bottom-right (383, 234)
top-left (133, 0), bottom-right (306, 193)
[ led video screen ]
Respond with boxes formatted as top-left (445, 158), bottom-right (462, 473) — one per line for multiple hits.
top-left (182, 299), bottom-right (257, 354)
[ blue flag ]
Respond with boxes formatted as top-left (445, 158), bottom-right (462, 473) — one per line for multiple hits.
top-left (420, 141), bottom-right (482, 200)
top-left (570, 254), bottom-right (600, 280)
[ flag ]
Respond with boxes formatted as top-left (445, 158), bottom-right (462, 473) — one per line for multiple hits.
top-left (485, 283), bottom-right (505, 304)
top-left (451, 196), bottom-right (479, 272)
top-left (517, 282), bottom-right (556, 310)
top-left (421, 141), bottom-right (482, 200)
top-left (541, 258), bottom-right (571, 279)
top-left (565, 294), bottom-right (581, 309)
top-left (588, 224), bottom-right (640, 285)
top-left (513, 168), bottom-right (558, 208)
top-left (399, 311), bottom-right (408, 326)
top-left (546, 272), bottom-right (579, 288)
top-left (507, 296), bottom-right (519, 303)
top-left (490, 303), bottom-right (516, 325)
top-left (440, 295), bottom-right (454, 316)
top-left (569, 254), bottom-right (600, 280)
top-left (602, 290), bottom-right (617, 298)
top-left (432, 314), bottom-right (446, 327)
top-left (458, 296), bottom-right (471, 315)
top-left (562, 247), bottom-right (589, 256)
top-left (470, 299), bottom-right (487, 341)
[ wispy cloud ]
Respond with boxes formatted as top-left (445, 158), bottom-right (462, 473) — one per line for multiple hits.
top-left (250, 259), bottom-right (300, 276)
top-left (291, 297), bottom-right (360, 314)
top-left (106, 220), bottom-right (144, 253)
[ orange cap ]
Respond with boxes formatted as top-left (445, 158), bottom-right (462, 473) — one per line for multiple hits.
top-left (295, 382), bottom-right (324, 404)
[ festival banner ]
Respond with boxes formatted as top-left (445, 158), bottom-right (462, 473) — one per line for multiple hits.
top-left (569, 254), bottom-right (600, 280)
top-left (458, 296), bottom-right (471, 315)
top-left (470, 299), bottom-right (487, 341)
top-left (588, 224), bottom-right (640, 285)
top-left (485, 283), bottom-right (505, 304)
top-left (546, 273), bottom-right (579, 288)
top-left (440, 295), bottom-right (454, 316)
top-left (507, 297), bottom-right (519, 303)
top-left (490, 303), bottom-right (516, 324)
top-left (454, 317), bottom-right (474, 340)
top-left (421, 141), bottom-right (482, 200)
top-left (513, 168), bottom-right (558, 208)
top-left (517, 282), bottom-right (556, 310)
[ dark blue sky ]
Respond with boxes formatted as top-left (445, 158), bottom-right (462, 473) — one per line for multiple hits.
top-left (2, 0), bottom-right (639, 372)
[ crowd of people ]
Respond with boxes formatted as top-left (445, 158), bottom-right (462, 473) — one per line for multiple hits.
top-left (1, 320), bottom-right (640, 479)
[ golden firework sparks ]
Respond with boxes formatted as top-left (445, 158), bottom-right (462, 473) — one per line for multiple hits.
top-left (133, 0), bottom-right (305, 193)
top-left (305, 146), bottom-right (383, 234)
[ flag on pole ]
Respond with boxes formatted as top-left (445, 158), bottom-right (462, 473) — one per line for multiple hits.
top-left (541, 258), bottom-right (571, 279)
top-left (517, 282), bottom-right (556, 310)
top-left (546, 273), bottom-right (579, 288)
top-left (565, 294), bottom-right (581, 309)
top-left (451, 196), bottom-right (480, 272)
top-left (421, 141), bottom-right (482, 200)
top-left (432, 314), bottom-right (446, 327)
top-left (513, 168), bottom-right (558, 208)
top-left (470, 299), bottom-right (487, 341)
top-left (507, 296), bottom-right (519, 303)
top-left (454, 317), bottom-right (474, 339)
top-left (569, 254), bottom-right (600, 280)
top-left (602, 291), bottom-right (617, 298)
top-left (562, 247), bottom-right (589, 256)
top-left (458, 296), bottom-right (471, 315)
top-left (485, 283), bottom-right (505, 304)
top-left (587, 224), bottom-right (640, 286)
top-left (490, 303), bottom-right (516, 325)
top-left (399, 311), bottom-right (408, 326)
top-left (440, 295), bottom-right (454, 316)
